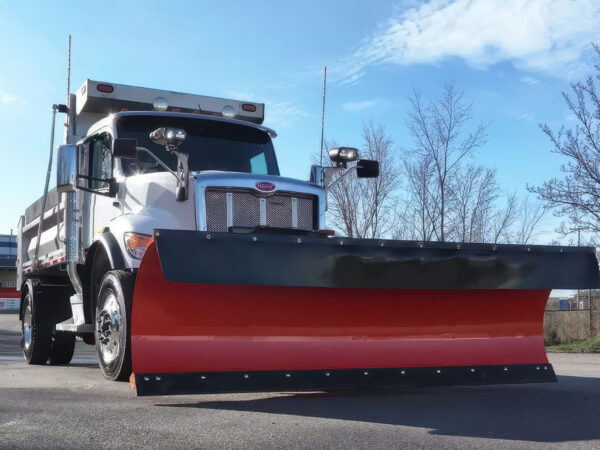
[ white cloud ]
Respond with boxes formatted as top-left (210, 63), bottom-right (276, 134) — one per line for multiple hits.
top-left (342, 100), bottom-right (375, 111)
top-left (518, 112), bottom-right (535, 121)
top-left (332, 0), bottom-right (600, 84)
top-left (226, 91), bottom-right (308, 128)
top-left (520, 76), bottom-right (540, 85)
top-left (265, 101), bottom-right (309, 128)
top-left (0, 90), bottom-right (26, 105)
top-left (226, 91), bottom-right (259, 102)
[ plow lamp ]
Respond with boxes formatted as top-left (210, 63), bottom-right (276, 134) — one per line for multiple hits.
top-left (150, 127), bottom-right (187, 149)
top-left (124, 232), bottom-right (152, 259)
top-left (329, 147), bottom-right (359, 167)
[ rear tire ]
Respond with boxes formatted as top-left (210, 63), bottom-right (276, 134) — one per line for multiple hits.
top-left (95, 270), bottom-right (135, 381)
top-left (48, 333), bottom-right (76, 365)
top-left (21, 280), bottom-right (53, 365)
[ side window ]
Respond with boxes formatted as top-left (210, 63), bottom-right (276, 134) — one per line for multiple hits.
top-left (91, 135), bottom-right (112, 191)
top-left (78, 142), bottom-right (91, 190)
top-left (77, 134), bottom-right (113, 194)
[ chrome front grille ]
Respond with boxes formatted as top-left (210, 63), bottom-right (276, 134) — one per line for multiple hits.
top-left (205, 188), bottom-right (315, 232)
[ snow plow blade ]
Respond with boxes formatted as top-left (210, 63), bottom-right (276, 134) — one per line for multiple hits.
top-left (131, 230), bottom-right (600, 396)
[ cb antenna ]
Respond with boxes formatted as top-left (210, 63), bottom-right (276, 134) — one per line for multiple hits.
top-left (67, 34), bottom-right (71, 100)
top-left (319, 66), bottom-right (327, 165)
top-left (66, 34), bottom-right (71, 133)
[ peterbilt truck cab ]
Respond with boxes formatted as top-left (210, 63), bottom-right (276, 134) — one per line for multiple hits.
top-left (76, 110), bottom-right (326, 271)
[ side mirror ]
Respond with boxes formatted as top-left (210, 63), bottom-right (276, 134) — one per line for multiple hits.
top-left (56, 144), bottom-right (77, 193)
top-left (356, 159), bottom-right (379, 178)
top-left (113, 138), bottom-right (138, 159)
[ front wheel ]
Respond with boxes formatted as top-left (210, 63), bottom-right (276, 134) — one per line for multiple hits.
top-left (95, 270), bottom-right (135, 381)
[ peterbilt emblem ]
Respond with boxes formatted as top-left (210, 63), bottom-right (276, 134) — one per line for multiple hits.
top-left (255, 182), bottom-right (276, 192)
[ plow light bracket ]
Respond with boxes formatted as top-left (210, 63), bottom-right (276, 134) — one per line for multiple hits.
top-left (148, 127), bottom-right (190, 202)
top-left (310, 156), bottom-right (380, 211)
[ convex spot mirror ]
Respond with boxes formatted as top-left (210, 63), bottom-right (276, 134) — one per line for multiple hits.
top-left (150, 127), bottom-right (187, 148)
top-left (329, 147), bottom-right (359, 166)
top-left (113, 138), bottom-right (138, 159)
top-left (356, 159), bottom-right (379, 178)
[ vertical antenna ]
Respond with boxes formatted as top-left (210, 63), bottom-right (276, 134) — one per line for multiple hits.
top-left (65, 34), bottom-right (71, 136)
top-left (319, 66), bottom-right (327, 165)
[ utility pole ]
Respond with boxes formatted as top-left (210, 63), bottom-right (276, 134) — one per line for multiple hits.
top-left (573, 225), bottom-right (594, 335)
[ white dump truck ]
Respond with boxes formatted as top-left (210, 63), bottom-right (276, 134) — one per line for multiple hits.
top-left (17, 79), bottom-right (598, 396)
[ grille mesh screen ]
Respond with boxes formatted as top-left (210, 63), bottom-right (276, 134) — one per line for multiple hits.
top-left (205, 188), bottom-right (315, 232)
top-left (205, 190), bottom-right (228, 232)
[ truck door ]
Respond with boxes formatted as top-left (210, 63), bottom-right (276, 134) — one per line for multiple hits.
top-left (77, 133), bottom-right (116, 247)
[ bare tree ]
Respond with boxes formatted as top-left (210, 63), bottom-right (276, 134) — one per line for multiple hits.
top-left (529, 44), bottom-right (600, 233)
top-left (448, 165), bottom-right (499, 242)
top-left (511, 195), bottom-right (547, 244)
top-left (327, 122), bottom-right (400, 238)
top-left (490, 193), bottom-right (519, 243)
top-left (398, 154), bottom-right (439, 240)
top-left (406, 82), bottom-right (487, 241)
top-left (400, 81), bottom-right (541, 244)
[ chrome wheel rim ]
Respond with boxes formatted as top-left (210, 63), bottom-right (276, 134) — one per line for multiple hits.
top-left (96, 292), bottom-right (122, 366)
top-left (23, 296), bottom-right (32, 352)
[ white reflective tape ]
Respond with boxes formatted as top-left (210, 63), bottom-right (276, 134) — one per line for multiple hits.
top-left (259, 198), bottom-right (267, 226)
top-left (226, 192), bottom-right (233, 230)
top-left (292, 197), bottom-right (298, 228)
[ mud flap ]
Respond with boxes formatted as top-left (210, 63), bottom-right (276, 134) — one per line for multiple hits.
top-left (131, 230), bottom-right (600, 396)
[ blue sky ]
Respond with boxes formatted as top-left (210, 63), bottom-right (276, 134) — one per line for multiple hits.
top-left (1, 0), bottom-right (600, 241)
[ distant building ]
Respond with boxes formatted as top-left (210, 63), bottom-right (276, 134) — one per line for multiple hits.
top-left (0, 233), bottom-right (19, 310)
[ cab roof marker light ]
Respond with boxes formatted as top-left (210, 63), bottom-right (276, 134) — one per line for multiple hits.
top-left (96, 83), bottom-right (114, 93)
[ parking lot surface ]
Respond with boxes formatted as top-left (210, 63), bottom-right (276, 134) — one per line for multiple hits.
top-left (1, 312), bottom-right (600, 449)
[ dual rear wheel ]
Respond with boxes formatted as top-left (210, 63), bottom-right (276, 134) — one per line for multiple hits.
top-left (21, 280), bottom-right (75, 365)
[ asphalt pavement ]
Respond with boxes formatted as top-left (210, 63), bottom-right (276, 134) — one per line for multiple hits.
top-left (1, 312), bottom-right (600, 449)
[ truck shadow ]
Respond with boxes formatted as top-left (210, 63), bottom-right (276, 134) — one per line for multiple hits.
top-left (158, 375), bottom-right (600, 443)
top-left (0, 330), bottom-right (23, 356)
top-left (0, 329), bottom-right (98, 366)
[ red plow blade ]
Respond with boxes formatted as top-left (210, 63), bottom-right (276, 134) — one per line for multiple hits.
top-left (131, 230), bottom-right (599, 396)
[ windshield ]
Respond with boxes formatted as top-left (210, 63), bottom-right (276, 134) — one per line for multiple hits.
top-left (117, 115), bottom-right (279, 176)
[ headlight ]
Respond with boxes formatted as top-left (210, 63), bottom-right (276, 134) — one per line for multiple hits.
top-left (124, 232), bottom-right (152, 259)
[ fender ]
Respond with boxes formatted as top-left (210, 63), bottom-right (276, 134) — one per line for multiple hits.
top-left (82, 230), bottom-right (127, 325)
top-left (89, 229), bottom-right (126, 271)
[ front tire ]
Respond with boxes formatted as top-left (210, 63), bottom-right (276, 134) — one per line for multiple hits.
top-left (95, 270), bottom-right (135, 381)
